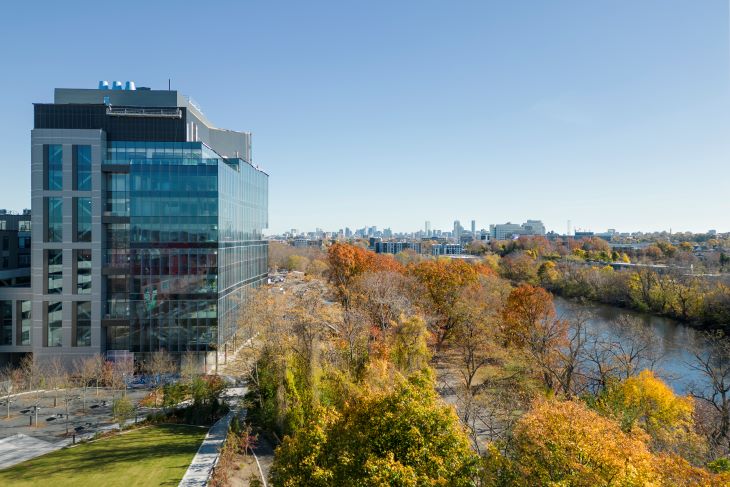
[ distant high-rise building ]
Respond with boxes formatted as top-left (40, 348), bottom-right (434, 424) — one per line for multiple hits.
top-left (471, 220), bottom-right (476, 236)
top-left (432, 243), bottom-right (462, 256)
top-left (374, 241), bottom-right (422, 255)
top-left (490, 220), bottom-right (546, 240)
top-left (453, 220), bottom-right (462, 241)
top-left (522, 220), bottom-right (546, 235)
top-left (425, 220), bottom-right (431, 237)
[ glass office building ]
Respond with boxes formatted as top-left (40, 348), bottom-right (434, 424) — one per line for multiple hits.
top-left (17, 82), bottom-right (268, 366)
top-left (104, 141), bottom-right (268, 354)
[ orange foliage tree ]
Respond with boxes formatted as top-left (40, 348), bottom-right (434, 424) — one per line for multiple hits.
top-left (483, 399), bottom-right (730, 487)
top-left (485, 399), bottom-right (658, 486)
top-left (501, 284), bottom-right (556, 348)
top-left (409, 259), bottom-right (483, 348)
top-left (326, 243), bottom-right (403, 310)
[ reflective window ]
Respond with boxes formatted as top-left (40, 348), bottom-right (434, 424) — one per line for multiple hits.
top-left (105, 325), bottom-right (128, 351)
top-left (0, 301), bottom-right (11, 345)
top-left (46, 301), bottom-right (62, 347)
top-left (47, 249), bottom-right (63, 294)
top-left (19, 220), bottom-right (31, 232)
top-left (76, 249), bottom-right (92, 294)
top-left (102, 141), bottom-right (268, 353)
top-left (74, 145), bottom-right (92, 190)
top-left (76, 197), bottom-right (92, 242)
top-left (19, 300), bottom-right (31, 345)
top-left (75, 301), bottom-right (91, 347)
top-left (45, 144), bottom-right (63, 190)
top-left (105, 173), bottom-right (129, 216)
top-left (46, 197), bottom-right (62, 242)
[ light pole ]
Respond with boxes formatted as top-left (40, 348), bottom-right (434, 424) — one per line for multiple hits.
top-left (65, 393), bottom-right (80, 436)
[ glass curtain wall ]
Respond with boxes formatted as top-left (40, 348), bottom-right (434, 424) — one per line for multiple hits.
top-left (104, 141), bottom-right (267, 354)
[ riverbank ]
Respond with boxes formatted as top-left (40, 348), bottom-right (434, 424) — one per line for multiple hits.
top-left (553, 295), bottom-right (713, 395)
top-left (538, 262), bottom-right (730, 335)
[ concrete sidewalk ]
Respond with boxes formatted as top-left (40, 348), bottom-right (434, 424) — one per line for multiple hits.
top-left (0, 434), bottom-right (57, 470)
top-left (178, 411), bottom-right (234, 487)
top-left (0, 417), bottom-right (138, 470)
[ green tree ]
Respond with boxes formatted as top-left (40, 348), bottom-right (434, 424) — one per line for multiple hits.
top-left (112, 396), bottom-right (134, 424)
top-left (270, 373), bottom-right (479, 486)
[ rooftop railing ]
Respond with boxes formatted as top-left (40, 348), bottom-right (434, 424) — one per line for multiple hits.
top-left (106, 106), bottom-right (182, 118)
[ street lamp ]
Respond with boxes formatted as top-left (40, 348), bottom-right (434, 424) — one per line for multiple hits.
top-left (64, 393), bottom-right (80, 436)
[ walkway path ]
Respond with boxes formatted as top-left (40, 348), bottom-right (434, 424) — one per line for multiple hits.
top-left (0, 434), bottom-right (56, 469)
top-left (178, 411), bottom-right (234, 486)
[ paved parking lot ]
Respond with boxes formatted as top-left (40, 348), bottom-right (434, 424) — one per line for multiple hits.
top-left (0, 387), bottom-right (155, 469)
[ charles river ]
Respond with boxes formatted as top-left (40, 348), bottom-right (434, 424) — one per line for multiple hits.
top-left (554, 296), bottom-right (715, 395)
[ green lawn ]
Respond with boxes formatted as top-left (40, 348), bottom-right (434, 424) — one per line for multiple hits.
top-left (0, 424), bottom-right (207, 486)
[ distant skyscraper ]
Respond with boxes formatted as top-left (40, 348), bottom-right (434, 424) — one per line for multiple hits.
top-left (471, 220), bottom-right (476, 236)
top-left (453, 220), bottom-right (462, 241)
top-left (425, 220), bottom-right (431, 237)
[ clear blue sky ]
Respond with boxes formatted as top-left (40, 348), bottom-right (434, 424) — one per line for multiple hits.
top-left (0, 1), bottom-right (728, 234)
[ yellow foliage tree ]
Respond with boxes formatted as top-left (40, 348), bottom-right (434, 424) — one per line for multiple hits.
top-left (598, 370), bottom-right (706, 459)
top-left (502, 399), bottom-right (659, 486)
top-left (483, 398), bottom-right (729, 487)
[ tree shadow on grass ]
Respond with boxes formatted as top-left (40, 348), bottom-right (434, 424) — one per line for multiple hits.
top-left (0, 425), bottom-right (206, 485)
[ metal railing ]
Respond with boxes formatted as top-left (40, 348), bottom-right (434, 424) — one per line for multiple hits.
top-left (106, 106), bottom-right (182, 119)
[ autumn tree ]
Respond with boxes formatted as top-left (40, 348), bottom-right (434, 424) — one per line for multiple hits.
top-left (689, 331), bottom-right (730, 455)
top-left (352, 270), bottom-right (414, 332)
top-left (46, 357), bottom-right (67, 407)
top-left (582, 314), bottom-right (659, 393)
top-left (410, 258), bottom-right (479, 348)
top-left (327, 243), bottom-right (376, 310)
top-left (147, 350), bottom-right (176, 387)
top-left (452, 279), bottom-right (507, 393)
top-left (289, 286), bottom-right (342, 389)
top-left (596, 370), bottom-right (705, 459)
top-left (73, 355), bottom-right (99, 412)
top-left (286, 254), bottom-right (310, 272)
top-left (181, 351), bottom-right (201, 384)
top-left (388, 315), bottom-right (430, 375)
top-left (483, 399), bottom-right (660, 487)
top-left (499, 251), bottom-right (538, 283)
top-left (500, 284), bottom-right (555, 349)
top-left (19, 354), bottom-right (42, 400)
top-left (270, 373), bottom-right (479, 487)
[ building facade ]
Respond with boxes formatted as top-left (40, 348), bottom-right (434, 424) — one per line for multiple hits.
top-left (373, 241), bottom-right (422, 255)
top-left (0, 82), bottom-right (268, 367)
top-left (432, 243), bottom-right (462, 256)
top-left (490, 220), bottom-right (546, 240)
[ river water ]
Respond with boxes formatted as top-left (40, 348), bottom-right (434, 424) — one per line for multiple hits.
top-left (553, 296), bottom-right (711, 395)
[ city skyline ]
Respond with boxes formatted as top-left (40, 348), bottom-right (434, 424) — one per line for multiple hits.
top-left (268, 218), bottom-right (720, 238)
top-left (0, 1), bottom-right (728, 235)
